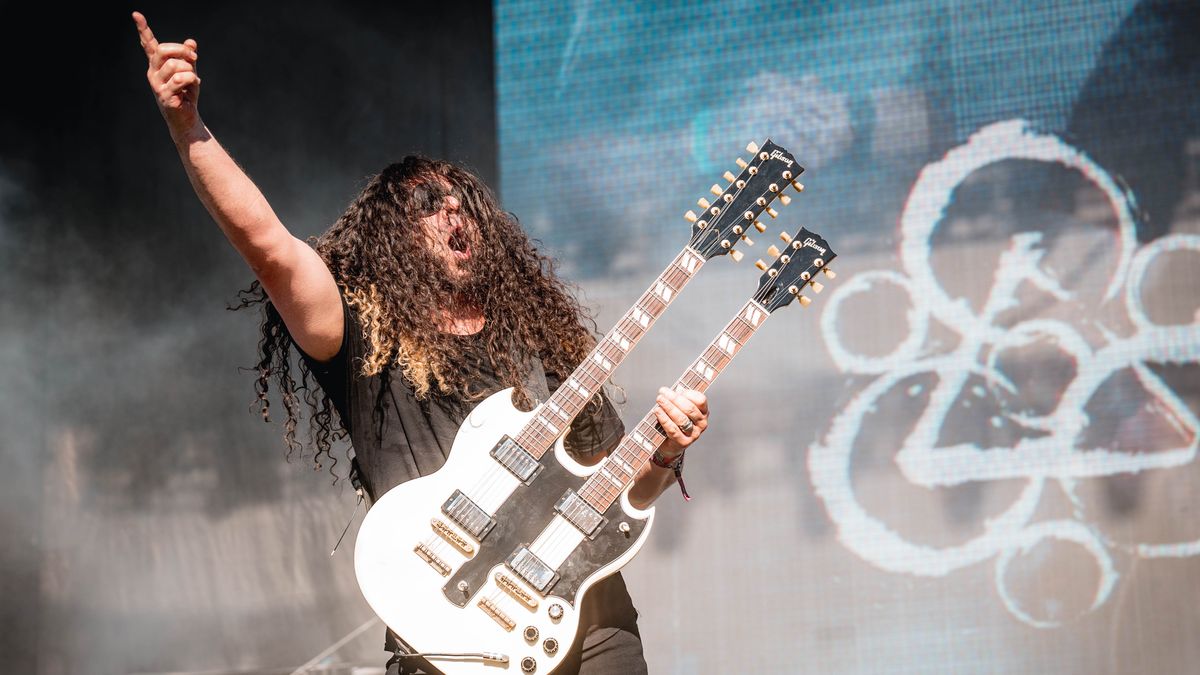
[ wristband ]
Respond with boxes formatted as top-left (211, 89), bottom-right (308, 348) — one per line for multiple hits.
top-left (650, 448), bottom-right (691, 501)
top-left (650, 447), bottom-right (682, 469)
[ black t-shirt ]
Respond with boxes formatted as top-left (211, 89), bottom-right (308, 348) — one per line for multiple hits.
top-left (296, 291), bottom-right (642, 663)
top-left (299, 292), bottom-right (627, 501)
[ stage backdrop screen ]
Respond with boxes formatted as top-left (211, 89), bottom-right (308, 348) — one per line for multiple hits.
top-left (497, 1), bottom-right (1200, 672)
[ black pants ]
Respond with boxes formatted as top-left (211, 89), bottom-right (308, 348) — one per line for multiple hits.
top-left (385, 574), bottom-right (648, 674)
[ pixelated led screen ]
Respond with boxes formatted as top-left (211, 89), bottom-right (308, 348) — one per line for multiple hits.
top-left (498, 1), bottom-right (1200, 672)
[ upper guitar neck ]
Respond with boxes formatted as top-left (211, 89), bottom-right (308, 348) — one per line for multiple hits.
top-left (515, 246), bottom-right (707, 459)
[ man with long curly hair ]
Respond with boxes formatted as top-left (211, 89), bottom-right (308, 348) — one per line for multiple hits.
top-left (135, 11), bottom-right (710, 675)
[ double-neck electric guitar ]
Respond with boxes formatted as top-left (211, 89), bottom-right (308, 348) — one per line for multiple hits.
top-left (354, 142), bottom-right (824, 674)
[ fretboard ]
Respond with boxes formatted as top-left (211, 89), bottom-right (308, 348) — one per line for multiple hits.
top-left (577, 299), bottom-right (772, 512)
top-left (515, 247), bottom-right (707, 459)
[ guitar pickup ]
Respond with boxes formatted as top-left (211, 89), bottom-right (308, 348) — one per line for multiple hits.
top-left (506, 546), bottom-right (559, 594)
top-left (490, 436), bottom-right (542, 484)
top-left (442, 490), bottom-right (496, 540)
top-left (554, 489), bottom-right (606, 538)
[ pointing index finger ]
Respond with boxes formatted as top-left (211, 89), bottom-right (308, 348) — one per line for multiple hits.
top-left (132, 11), bottom-right (159, 58)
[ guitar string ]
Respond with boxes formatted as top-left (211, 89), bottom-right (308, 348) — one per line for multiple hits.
top-left (532, 173), bottom-right (786, 558)
top-left (466, 249), bottom-right (692, 504)
top-left (479, 304), bottom-right (767, 640)
top-left (534, 301), bottom-right (770, 569)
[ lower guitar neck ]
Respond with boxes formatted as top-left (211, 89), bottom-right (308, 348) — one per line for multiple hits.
top-left (577, 299), bottom-right (772, 511)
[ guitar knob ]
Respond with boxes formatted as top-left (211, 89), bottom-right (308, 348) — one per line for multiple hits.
top-left (543, 637), bottom-right (560, 655)
top-left (548, 603), bottom-right (564, 621)
top-left (523, 625), bottom-right (540, 643)
top-left (521, 656), bottom-right (537, 673)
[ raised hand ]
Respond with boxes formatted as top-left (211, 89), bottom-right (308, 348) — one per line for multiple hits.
top-left (132, 11), bottom-right (201, 137)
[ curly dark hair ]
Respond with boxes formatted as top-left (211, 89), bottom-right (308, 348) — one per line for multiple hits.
top-left (230, 155), bottom-right (603, 479)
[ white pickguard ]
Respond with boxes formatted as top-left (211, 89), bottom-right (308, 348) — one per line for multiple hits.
top-left (354, 387), bottom-right (655, 675)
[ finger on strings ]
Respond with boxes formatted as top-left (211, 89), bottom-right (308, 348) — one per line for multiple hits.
top-left (653, 405), bottom-right (685, 443)
top-left (659, 387), bottom-right (697, 429)
top-left (663, 387), bottom-right (703, 421)
top-left (676, 387), bottom-right (709, 414)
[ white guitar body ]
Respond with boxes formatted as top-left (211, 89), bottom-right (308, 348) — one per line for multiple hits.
top-left (355, 387), bottom-right (655, 674)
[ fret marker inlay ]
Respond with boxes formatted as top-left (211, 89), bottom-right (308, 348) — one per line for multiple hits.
top-left (744, 305), bottom-right (765, 326)
top-left (592, 353), bottom-right (613, 371)
top-left (717, 333), bottom-right (737, 354)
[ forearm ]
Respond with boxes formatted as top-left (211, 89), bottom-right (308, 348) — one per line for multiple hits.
top-left (627, 458), bottom-right (678, 510)
top-left (171, 118), bottom-right (295, 274)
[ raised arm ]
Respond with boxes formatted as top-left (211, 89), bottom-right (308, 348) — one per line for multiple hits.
top-left (132, 11), bottom-right (343, 361)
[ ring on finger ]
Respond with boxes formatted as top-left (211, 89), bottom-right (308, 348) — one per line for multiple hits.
top-left (679, 417), bottom-right (694, 434)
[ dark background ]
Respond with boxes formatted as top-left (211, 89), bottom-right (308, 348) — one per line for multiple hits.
top-left (1, 3), bottom-right (495, 673)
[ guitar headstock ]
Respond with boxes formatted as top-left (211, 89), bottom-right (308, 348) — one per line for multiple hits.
top-left (752, 227), bottom-right (837, 312)
top-left (684, 139), bottom-right (805, 261)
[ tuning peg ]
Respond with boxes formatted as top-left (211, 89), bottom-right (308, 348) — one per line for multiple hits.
top-left (698, 197), bottom-right (711, 209)
top-left (765, 207), bottom-right (779, 219)
top-left (735, 157), bottom-right (749, 169)
top-left (791, 181), bottom-right (805, 192)
top-left (755, 259), bottom-right (768, 271)
top-left (746, 141), bottom-right (760, 154)
top-left (710, 184), bottom-right (723, 196)
top-left (753, 221), bottom-right (766, 233)
top-left (729, 249), bottom-right (744, 262)
top-left (798, 295), bottom-right (813, 307)
top-left (811, 282), bottom-right (825, 294)
top-left (684, 210), bottom-right (698, 223)
top-left (767, 245), bottom-right (781, 258)
top-left (779, 231), bottom-right (793, 244)
top-left (723, 170), bottom-right (736, 183)
top-left (779, 194), bottom-right (792, 206)
top-left (741, 235), bottom-right (754, 246)
top-left (823, 268), bottom-right (837, 279)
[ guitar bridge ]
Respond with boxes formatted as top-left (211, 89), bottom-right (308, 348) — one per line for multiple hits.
top-left (477, 597), bottom-right (516, 632)
top-left (413, 543), bottom-right (450, 577)
top-left (495, 571), bottom-right (538, 610)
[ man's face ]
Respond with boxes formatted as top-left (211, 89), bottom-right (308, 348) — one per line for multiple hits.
top-left (417, 188), bottom-right (475, 281)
